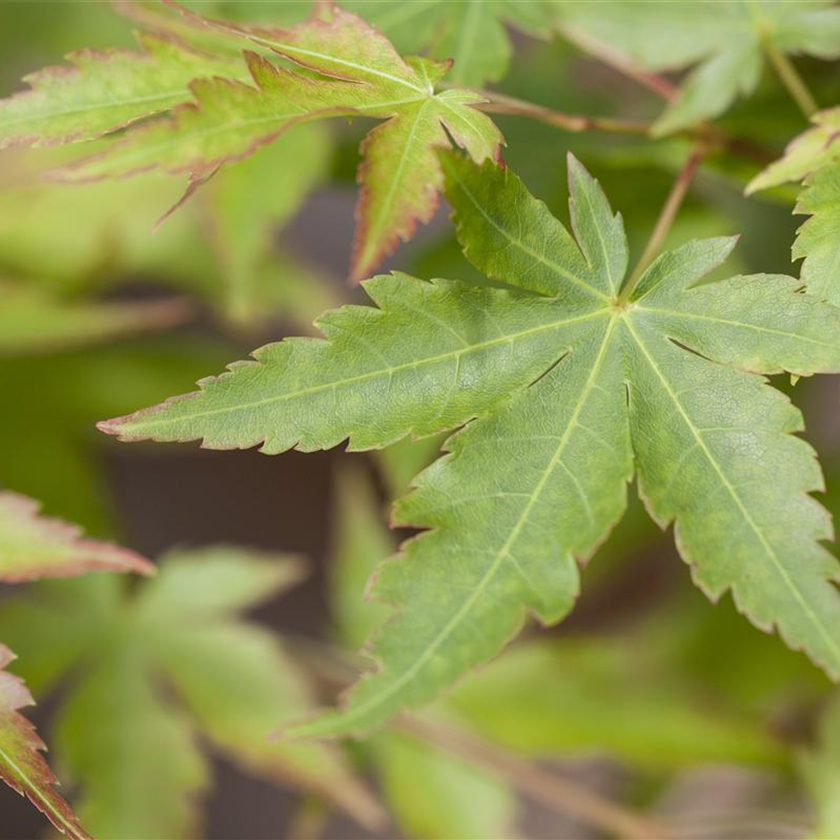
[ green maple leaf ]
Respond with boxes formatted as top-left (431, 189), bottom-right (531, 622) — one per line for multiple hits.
top-left (747, 106), bottom-right (840, 308)
top-left (49, 1), bottom-right (502, 280)
top-left (0, 548), bottom-right (382, 839)
top-left (555, 0), bottom-right (840, 134)
top-left (342, 0), bottom-right (551, 88)
top-left (0, 491), bottom-right (153, 581)
top-left (0, 31), bottom-right (244, 149)
top-left (99, 152), bottom-right (840, 735)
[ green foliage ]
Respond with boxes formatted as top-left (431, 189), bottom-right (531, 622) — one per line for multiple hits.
top-left (108, 153), bottom-right (840, 739)
top-left (556, 0), bottom-right (840, 133)
top-left (6, 1), bottom-right (840, 836)
top-left (0, 549), bottom-right (381, 839)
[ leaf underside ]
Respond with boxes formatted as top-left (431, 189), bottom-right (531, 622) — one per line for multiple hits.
top-left (103, 150), bottom-right (840, 737)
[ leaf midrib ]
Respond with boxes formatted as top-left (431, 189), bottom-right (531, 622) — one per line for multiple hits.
top-left (0, 738), bottom-right (84, 840)
top-left (120, 307), bottom-right (609, 434)
top-left (316, 315), bottom-right (619, 732)
top-left (623, 315), bottom-right (840, 670)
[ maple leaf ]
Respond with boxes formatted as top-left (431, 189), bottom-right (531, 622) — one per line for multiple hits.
top-left (0, 491), bottom-right (153, 581)
top-left (101, 152), bottom-right (840, 736)
top-left (0, 646), bottom-right (91, 840)
top-left (746, 106), bottom-right (840, 307)
top-left (555, 0), bottom-right (840, 134)
top-left (0, 548), bottom-right (383, 838)
top-left (52, 1), bottom-right (502, 280)
top-left (0, 31), bottom-right (245, 149)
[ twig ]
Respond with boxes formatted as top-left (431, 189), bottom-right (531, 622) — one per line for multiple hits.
top-left (619, 143), bottom-right (708, 303)
top-left (762, 38), bottom-right (818, 118)
top-left (473, 89), bottom-right (650, 135)
top-left (400, 715), bottom-right (673, 840)
top-left (556, 21), bottom-right (678, 101)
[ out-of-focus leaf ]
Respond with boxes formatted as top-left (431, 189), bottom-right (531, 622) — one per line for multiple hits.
top-left (0, 492), bottom-right (152, 581)
top-left (55, 644), bottom-right (208, 840)
top-left (446, 639), bottom-right (784, 769)
top-left (802, 693), bottom-right (840, 838)
top-left (555, 0), bottom-right (840, 133)
top-left (0, 547), bottom-right (383, 839)
top-left (0, 283), bottom-right (188, 355)
top-left (344, 1), bottom-right (553, 87)
top-left (204, 123), bottom-right (332, 324)
top-left (373, 731), bottom-right (514, 840)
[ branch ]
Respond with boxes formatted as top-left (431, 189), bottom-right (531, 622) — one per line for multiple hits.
top-left (761, 38), bottom-right (817, 118)
top-left (619, 142), bottom-right (708, 302)
top-left (473, 89), bottom-right (650, 135)
top-left (400, 715), bottom-right (673, 840)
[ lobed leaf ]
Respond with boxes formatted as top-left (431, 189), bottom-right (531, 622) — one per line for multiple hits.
top-left (49, 2), bottom-right (502, 279)
top-left (127, 151), bottom-right (840, 738)
top-left (0, 492), bottom-right (153, 581)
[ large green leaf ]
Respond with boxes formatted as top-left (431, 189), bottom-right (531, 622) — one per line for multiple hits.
top-left (104, 153), bottom-right (840, 737)
top-left (554, 0), bottom-right (840, 134)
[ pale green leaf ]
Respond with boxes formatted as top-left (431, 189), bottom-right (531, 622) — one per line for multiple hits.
top-left (373, 731), bottom-right (514, 840)
top-left (55, 646), bottom-right (208, 840)
top-left (344, 0), bottom-right (552, 87)
top-left (0, 283), bottom-right (188, 355)
top-left (0, 547), bottom-right (382, 836)
top-left (802, 692), bottom-right (840, 838)
top-left (554, 0), bottom-right (840, 134)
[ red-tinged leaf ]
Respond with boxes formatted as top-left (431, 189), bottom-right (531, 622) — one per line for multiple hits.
top-left (0, 645), bottom-right (92, 840)
top-left (52, 2), bottom-right (502, 280)
top-left (0, 492), bottom-right (153, 582)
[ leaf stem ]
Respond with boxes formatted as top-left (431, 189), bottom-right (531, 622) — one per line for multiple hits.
top-left (762, 38), bottom-right (818, 118)
top-left (400, 715), bottom-right (673, 840)
top-left (473, 89), bottom-right (650, 135)
top-left (619, 143), bottom-right (707, 303)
